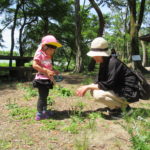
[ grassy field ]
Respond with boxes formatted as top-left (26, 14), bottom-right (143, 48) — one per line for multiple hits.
top-left (0, 73), bottom-right (150, 150)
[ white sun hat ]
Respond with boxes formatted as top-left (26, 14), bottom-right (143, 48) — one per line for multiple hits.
top-left (87, 37), bottom-right (110, 57)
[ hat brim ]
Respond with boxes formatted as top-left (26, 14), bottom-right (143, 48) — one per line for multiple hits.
top-left (87, 51), bottom-right (110, 57)
top-left (44, 42), bottom-right (62, 48)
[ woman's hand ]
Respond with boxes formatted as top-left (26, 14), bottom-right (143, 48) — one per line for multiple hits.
top-left (76, 85), bottom-right (89, 97)
top-left (76, 84), bottom-right (99, 97)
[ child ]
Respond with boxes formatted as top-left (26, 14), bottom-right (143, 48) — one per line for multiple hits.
top-left (32, 35), bottom-right (62, 121)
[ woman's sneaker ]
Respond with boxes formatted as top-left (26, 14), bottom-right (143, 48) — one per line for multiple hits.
top-left (109, 105), bottom-right (133, 120)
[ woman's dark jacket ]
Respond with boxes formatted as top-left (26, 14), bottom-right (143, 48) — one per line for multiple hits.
top-left (95, 56), bottom-right (139, 103)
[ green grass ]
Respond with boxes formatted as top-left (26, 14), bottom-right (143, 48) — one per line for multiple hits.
top-left (122, 107), bottom-right (150, 150)
top-left (1, 81), bottom-right (150, 150)
top-left (74, 133), bottom-right (89, 150)
top-left (63, 122), bottom-right (80, 134)
top-left (16, 82), bottom-right (38, 100)
top-left (6, 102), bottom-right (36, 120)
top-left (0, 62), bottom-right (16, 67)
top-left (52, 85), bottom-right (74, 97)
top-left (0, 139), bottom-right (12, 150)
top-left (41, 120), bottom-right (60, 131)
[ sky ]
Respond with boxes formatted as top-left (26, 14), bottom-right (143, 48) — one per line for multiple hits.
top-left (1, 1), bottom-right (110, 52)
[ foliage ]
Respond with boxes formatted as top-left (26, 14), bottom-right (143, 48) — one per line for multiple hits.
top-left (8, 105), bottom-right (36, 120)
top-left (63, 122), bottom-right (80, 134)
top-left (0, 50), bottom-right (19, 56)
top-left (0, 139), bottom-right (12, 150)
top-left (53, 85), bottom-right (73, 97)
top-left (41, 120), bottom-right (60, 131)
top-left (122, 107), bottom-right (150, 150)
top-left (47, 96), bottom-right (55, 106)
top-left (74, 134), bottom-right (89, 150)
top-left (17, 83), bottom-right (38, 100)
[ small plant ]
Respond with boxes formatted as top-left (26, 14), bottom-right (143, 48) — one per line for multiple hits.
top-left (71, 101), bottom-right (86, 117)
top-left (10, 106), bottom-right (35, 120)
top-left (63, 122), bottom-right (79, 134)
top-left (0, 139), bottom-right (12, 150)
top-left (74, 134), bottom-right (89, 150)
top-left (16, 82), bottom-right (37, 100)
top-left (54, 86), bottom-right (73, 97)
top-left (47, 96), bottom-right (55, 106)
top-left (129, 121), bottom-right (150, 150)
top-left (122, 108), bottom-right (150, 150)
top-left (88, 112), bottom-right (101, 120)
top-left (23, 87), bottom-right (37, 101)
top-left (6, 99), bottom-right (18, 110)
top-left (41, 120), bottom-right (60, 131)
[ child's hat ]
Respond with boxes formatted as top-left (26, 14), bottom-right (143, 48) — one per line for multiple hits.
top-left (42, 35), bottom-right (62, 48)
top-left (87, 37), bottom-right (110, 57)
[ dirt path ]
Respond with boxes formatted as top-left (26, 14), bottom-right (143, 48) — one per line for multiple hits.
top-left (0, 73), bottom-right (150, 150)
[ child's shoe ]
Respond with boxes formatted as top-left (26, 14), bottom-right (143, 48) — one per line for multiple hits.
top-left (42, 110), bottom-right (54, 119)
top-left (35, 112), bottom-right (43, 121)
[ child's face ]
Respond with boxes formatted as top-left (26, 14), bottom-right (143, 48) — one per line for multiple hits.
top-left (43, 45), bottom-right (56, 56)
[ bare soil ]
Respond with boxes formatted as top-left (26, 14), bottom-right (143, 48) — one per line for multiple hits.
top-left (0, 73), bottom-right (150, 150)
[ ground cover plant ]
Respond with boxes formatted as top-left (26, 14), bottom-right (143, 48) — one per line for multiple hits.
top-left (0, 73), bottom-right (150, 150)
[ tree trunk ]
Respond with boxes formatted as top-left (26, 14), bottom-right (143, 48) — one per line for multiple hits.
top-left (43, 16), bottom-right (49, 35)
top-left (140, 40), bottom-right (147, 67)
top-left (123, 6), bottom-right (129, 59)
top-left (88, 0), bottom-right (105, 71)
top-left (74, 0), bottom-right (83, 73)
top-left (128, 0), bottom-right (148, 73)
top-left (9, 2), bottom-right (22, 66)
top-left (19, 2), bottom-right (26, 57)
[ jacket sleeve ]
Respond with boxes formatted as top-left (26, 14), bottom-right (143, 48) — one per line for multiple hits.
top-left (97, 59), bottom-right (122, 91)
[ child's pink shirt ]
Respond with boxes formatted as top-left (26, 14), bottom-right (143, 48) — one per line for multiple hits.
top-left (33, 48), bottom-right (53, 80)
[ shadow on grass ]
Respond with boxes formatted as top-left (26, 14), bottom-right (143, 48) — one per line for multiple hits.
top-left (47, 107), bottom-right (107, 120)
top-left (47, 107), bottom-right (150, 121)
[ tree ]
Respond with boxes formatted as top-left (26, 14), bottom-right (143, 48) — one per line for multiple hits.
top-left (127, 0), bottom-right (148, 72)
top-left (9, 0), bottom-right (22, 67)
top-left (88, 0), bottom-right (105, 71)
top-left (74, 0), bottom-right (83, 73)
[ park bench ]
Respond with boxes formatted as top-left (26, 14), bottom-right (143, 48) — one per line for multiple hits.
top-left (0, 55), bottom-right (35, 81)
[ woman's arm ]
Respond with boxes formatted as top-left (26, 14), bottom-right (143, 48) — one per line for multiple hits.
top-left (76, 84), bottom-right (99, 97)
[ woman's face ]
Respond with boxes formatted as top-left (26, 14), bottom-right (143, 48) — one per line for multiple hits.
top-left (92, 56), bottom-right (103, 63)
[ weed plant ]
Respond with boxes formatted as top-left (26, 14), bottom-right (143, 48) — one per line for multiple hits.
top-left (47, 96), bottom-right (55, 106)
top-left (17, 82), bottom-right (37, 100)
top-left (6, 99), bottom-right (18, 110)
top-left (7, 104), bottom-right (36, 120)
top-left (63, 122), bottom-right (80, 134)
top-left (23, 87), bottom-right (37, 100)
top-left (123, 107), bottom-right (150, 150)
top-left (0, 139), bottom-right (12, 150)
top-left (41, 120), bottom-right (60, 131)
top-left (74, 133), bottom-right (89, 150)
top-left (71, 101), bottom-right (86, 117)
top-left (54, 85), bottom-right (73, 97)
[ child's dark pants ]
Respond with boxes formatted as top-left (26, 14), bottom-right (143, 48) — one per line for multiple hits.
top-left (37, 86), bottom-right (49, 113)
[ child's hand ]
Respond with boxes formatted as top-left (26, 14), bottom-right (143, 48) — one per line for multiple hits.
top-left (45, 70), bottom-right (56, 77)
top-left (53, 70), bottom-right (59, 75)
